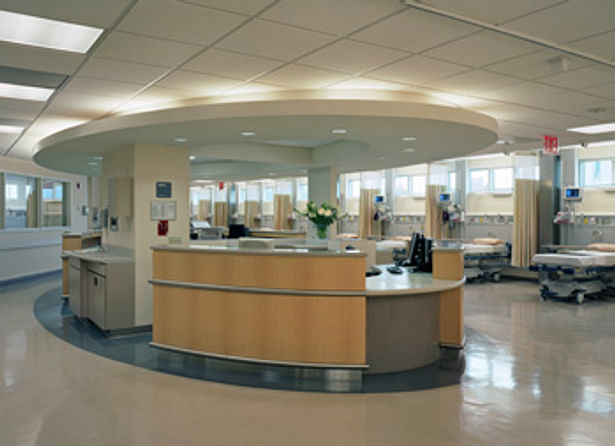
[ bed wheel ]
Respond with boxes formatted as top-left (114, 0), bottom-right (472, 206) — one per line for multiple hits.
top-left (575, 292), bottom-right (585, 305)
top-left (492, 272), bottom-right (501, 282)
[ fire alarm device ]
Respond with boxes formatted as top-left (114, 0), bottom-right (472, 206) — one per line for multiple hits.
top-left (157, 220), bottom-right (169, 236)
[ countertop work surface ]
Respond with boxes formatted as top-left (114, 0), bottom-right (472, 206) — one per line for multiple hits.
top-left (151, 243), bottom-right (366, 257)
top-left (366, 268), bottom-right (464, 296)
top-left (65, 248), bottom-right (134, 264)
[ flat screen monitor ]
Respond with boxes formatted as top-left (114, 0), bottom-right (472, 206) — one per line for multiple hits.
top-left (407, 232), bottom-right (420, 264)
top-left (228, 224), bottom-right (247, 239)
top-left (564, 187), bottom-right (582, 201)
top-left (439, 193), bottom-right (451, 202)
top-left (374, 195), bottom-right (384, 203)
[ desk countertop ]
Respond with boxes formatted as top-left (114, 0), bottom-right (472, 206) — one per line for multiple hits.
top-left (65, 249), bottom-right (133, 264)
top-left (366, 267), bottom-right (464, 296)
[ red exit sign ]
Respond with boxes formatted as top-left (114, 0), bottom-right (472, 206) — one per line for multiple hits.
top-left (543, 135), bottom-right (558, 155)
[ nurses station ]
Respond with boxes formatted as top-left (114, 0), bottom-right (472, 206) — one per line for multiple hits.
top-left (1, 1), bottom-right (615, 444)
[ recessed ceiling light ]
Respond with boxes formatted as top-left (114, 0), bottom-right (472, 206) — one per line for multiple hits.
top-left (93, 156), bottom-right (103, 160)
top-left (0, 82), bottom-right (54, 101)
top-left (568, 123), bottom-right (615, 134)
top-left (88, 162), bottom-right (98, 166)
top-left (378, 156), bottom-right (387, 160)
top-left (401, 136), bottom-right (416, 142)
top-left (401, 148), bottom-right (416, 153)
top-left (240, 131), bottom-right (256, 137)
top-left (175, 137), bottom-right (188, 143)
top-left (189, 156), bottom-right (196, 160)
top-left (0, 125), bottom-right (24, 134)
top-left (268, 172), bottom-right (276, 176)
top-left (331, 128), bottom-right (347, 134)
top-left (0, 10), bottom-right (104, 54)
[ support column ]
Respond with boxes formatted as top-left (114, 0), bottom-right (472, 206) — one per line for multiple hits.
top-left (539, 152), bottom-right (560, 247)
top-left (308, 166), bottom-right (339, 238)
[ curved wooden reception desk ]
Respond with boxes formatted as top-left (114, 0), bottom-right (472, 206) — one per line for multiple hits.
top-left (150, 244), bottom-right (464, 374)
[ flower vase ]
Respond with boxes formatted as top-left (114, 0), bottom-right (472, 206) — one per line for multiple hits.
top-left (316, 223), bottom-right (329, 240)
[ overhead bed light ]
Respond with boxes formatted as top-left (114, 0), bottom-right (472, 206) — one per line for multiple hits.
top-left (0, 82), bottom-right (54, 101)
top-left (0, 10), bottom-right (104, 53)
top-left (568, 123), bottom-right (615, 134)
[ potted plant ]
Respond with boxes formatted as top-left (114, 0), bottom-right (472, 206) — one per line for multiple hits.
top-left (295, 201), bottom-right (345, 239)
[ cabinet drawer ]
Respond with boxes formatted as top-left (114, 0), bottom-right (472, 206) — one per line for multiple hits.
top-left (87, 262), bottom-right (106, 276)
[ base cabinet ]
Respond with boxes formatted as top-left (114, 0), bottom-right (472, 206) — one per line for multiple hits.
top-left (85, 262), bottom-right (135, 331)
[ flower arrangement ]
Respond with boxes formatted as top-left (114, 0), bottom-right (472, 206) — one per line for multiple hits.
top-left (295, 201), bottom-right (344, 239)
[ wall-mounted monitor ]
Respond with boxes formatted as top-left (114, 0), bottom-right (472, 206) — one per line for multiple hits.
top-left (374, 195), bottom-right (385, 203)
top-left (564, 187), bottom-right (582, 201)
top-left (439, 193), bottom-right (451, 202)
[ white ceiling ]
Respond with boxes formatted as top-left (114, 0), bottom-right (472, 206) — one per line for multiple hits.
top-left (0, 0), bottom-right (614, 168)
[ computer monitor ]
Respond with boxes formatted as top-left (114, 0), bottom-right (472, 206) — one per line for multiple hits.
top-left (374, 195), bottom-right (385, 203)
top-left (228, 224), bottom-right (247, 239)
top-left (407, 232), bottom-right (420, 265)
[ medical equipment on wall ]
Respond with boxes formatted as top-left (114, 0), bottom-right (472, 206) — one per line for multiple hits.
top-left (531, 250), bottom-right (615, 304)
top-left (563, 187), bottom-right (582, 201)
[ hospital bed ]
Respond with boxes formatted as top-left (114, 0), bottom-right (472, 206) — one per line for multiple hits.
top-left (462, 242), bottom-right (511, 282)
top-left (532, 249), bottom-right (615, 304)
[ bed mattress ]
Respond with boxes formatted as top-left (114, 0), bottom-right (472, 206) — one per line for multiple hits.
top-left (463, 244), bottom-right (507, 255)
top-left (533, 250), bottom-right (615, 267)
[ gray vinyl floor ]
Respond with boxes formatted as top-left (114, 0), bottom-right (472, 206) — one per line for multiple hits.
top-left (0, 274), bottom-right (614, 445)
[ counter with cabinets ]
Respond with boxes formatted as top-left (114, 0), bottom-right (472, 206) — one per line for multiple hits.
top-left (67, 248), bottom-right (135, 333)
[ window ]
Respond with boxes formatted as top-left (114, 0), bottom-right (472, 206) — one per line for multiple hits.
top-left (5, 174), bottom-right (38, 229)
top-left (448, 172), bottom-right (457, 191)
top-left (190, 186), bottom-right (213, 220)
top-left (579, 159), bottom-right (613, 187)
top-left (492, 167), bottom-right (513, 191)
top-left (297, 183), bottom-right (308, 201)
top-left (470, 169), bottom-right (489, 193)
top-left (411, 175), bottom-right (426, 197)
top-left (348, 179), bottom-right (360, 199)
top-left (263, 185), bottom-right (274, 202)
top-left (41, 179), bottom-right (69, 227)
top-left (394, 175), bottom-right (409, 195)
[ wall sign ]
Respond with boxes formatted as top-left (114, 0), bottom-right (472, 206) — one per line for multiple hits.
top-left (543, 135), bottom-right (558, 155)
top-left (156, 181), bottom-right (172, 198)
top-left (151, 200), bottom-right (177, 221)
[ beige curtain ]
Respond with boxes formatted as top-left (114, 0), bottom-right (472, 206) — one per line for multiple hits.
top-left (512, 179), bottom-right (539, 267)
top-left (244, 200), bottom-right (260, 228)
top-left (425, 184), bottom-right (444, 239)
top-left (273, 194), bottom-right (291, 230)
top-left (359, 189), bottom-right (379, 239)
top-left (197, 199), bottom-right (211, 221)
top-left (214, 201), bottom-right (228, 227)
top-left (26, 193), bottom-right (37, 228)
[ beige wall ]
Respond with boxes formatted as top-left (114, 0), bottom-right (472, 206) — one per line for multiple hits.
top-left (466, 192), bottom-right (513, 215)
top-left (133, 143), bottom-right (190, 326)
top-left (101, 146), bottom-right (135, 248)
top-left (394, 196), bottom-right (425, 215)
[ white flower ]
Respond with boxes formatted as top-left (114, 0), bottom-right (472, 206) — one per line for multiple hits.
top-left (324, 209), bottom-right (332, 217)
top-left (318, 208), bottom-right (325, 215)
top-left (309, 212), bottom-right (316, 219)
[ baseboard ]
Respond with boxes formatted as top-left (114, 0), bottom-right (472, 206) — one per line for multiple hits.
top-left (0, 268), bottom-right (61, 287)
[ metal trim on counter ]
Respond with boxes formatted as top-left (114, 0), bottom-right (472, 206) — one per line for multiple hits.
top-left (151, 244), bottom-right (366, 257)
top-left (149, 279), bottom-right (367, 297)
top-left (150, 342), bottom-right (370, 370)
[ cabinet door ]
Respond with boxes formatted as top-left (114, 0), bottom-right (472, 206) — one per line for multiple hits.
top-left (69, 265), bottom-right (81, 315)
top-left (88, 273), bottom-right (106, 329)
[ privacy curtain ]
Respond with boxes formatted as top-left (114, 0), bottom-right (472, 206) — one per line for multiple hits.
top-left (512, 178), bottom-right (539, 267)
top-left (197, 200), bottom-right (211, 221)
top-left (359, 189), bottom-right (379, 239)
top-left (244, 200), bottom-right (260, 228)
top-left (424, 184), bottom-right (444, 239)
top-left (273, 194), bottom-right (291, 230)
top-left (213, 201), bottom-right (228, 227)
